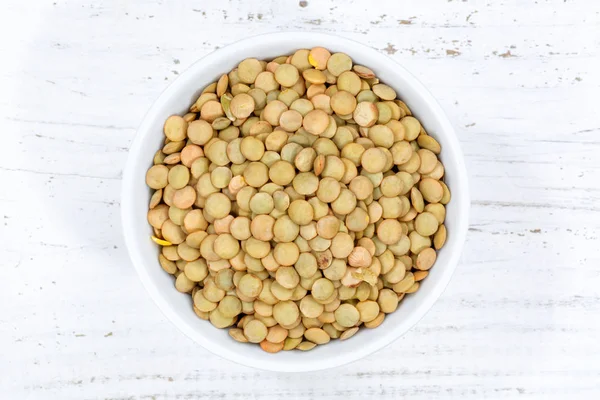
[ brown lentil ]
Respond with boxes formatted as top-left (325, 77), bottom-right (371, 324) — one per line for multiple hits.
top-left (146, 47), bottom-right (451, 353)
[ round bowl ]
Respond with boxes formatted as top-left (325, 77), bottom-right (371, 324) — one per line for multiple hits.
top-left (122, 32), bottom-right (470, 372)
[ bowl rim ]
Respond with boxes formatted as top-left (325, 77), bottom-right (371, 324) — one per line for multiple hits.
top-left (122, 31), bottom-right (470, 372)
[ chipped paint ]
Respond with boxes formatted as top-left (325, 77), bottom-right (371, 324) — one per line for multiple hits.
top-left (466, 10), bottom-right (478, 22)
top-left (382, 43), bottom-right (397, 54)
top-left (498, 50), bottom-right (517, 58)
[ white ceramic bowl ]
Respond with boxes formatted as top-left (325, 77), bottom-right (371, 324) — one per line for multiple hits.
top-left (122, 32), bottom-right (469, 372)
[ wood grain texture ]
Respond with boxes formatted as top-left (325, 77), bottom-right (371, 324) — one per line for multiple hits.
top-left (1, 0), bottom-right (599, 398)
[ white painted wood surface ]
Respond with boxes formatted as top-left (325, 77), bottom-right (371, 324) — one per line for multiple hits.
top-left (1, 0), bottom-right (599, 398)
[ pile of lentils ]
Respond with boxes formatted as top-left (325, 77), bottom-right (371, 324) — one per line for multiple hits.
top-left (145, 47), bottom-right (450, 353)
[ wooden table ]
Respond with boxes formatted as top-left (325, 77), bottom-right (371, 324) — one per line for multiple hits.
top-left (2, 0), bottom-right (599, 398)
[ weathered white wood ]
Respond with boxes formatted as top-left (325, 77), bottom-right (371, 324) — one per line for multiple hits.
top-left (1, 0), bottom-right (599, 398)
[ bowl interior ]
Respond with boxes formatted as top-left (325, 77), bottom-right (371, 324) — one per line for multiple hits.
top-left (122, 32), bottom-right (469, 372)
